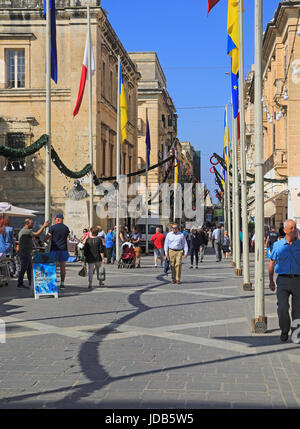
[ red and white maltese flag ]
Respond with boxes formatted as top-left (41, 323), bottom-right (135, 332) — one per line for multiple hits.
top-left (73, 32), bottom-right (95, 117)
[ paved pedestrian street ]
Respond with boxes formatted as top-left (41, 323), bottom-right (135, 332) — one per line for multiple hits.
top-left (0, 251), bottom-right (300, 409)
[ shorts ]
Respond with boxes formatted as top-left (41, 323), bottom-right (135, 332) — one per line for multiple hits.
top-left (50, 250), bottom-right (69, 262)
top-left (154, 248), bottom-right (164, 259)
top-left (134, 246), bottom-right (141, 258)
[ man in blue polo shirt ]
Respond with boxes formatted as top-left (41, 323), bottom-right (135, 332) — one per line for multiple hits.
top-left (45, 213), bottom-right (70, 289)
top-left (269, 219), bottom-right (300, 343)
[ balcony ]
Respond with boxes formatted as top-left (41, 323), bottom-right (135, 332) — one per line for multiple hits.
top-left (273, 77), bottom-right (288, 107)
top-left (264, 149), bottom-right (287, 175)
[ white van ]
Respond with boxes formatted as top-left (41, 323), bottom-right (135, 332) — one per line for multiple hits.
top-left (134, 217), bottom-right (168, 253)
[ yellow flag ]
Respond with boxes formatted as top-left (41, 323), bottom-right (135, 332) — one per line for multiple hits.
top-left (120, 64), bottom-right (128, 143)
top-left (227, 0), bottom-right (244, 75)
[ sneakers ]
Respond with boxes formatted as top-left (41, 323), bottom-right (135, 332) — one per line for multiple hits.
top-left (155, 265), bottom-right (158, 268)
top-left (280, 332), bottom-right (289, 342)
top-left (60, 283), bottom-right (65, 290)
top-left (195, 266), bottom-right (198, 269)
top-left (189, 265), bottom-right (193, 269)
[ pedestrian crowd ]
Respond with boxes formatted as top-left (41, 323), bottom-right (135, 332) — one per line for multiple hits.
top-left (2, 214), bottom-right (300, 344)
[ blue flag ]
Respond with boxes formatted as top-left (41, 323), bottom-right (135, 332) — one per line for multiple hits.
top-left (146, 114), bottom-right (151, 168)
top-left (43, 0), bottom-right (57, 84)
top-left (231, 63), bottom-right (239, 119)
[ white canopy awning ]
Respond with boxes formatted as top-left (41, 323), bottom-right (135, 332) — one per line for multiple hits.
top-left (0, 202), bottom-right (37, 217)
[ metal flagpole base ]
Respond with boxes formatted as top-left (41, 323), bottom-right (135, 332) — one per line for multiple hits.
top-left (251, 316), bottom-right (267, 333)
top-left (234, 268), bottom-right (243, 276)
top-left (242, 282), bottom-right (253, 291)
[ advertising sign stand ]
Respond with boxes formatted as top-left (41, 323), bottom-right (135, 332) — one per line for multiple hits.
top-left (33, 253), bottom-right (58, 300)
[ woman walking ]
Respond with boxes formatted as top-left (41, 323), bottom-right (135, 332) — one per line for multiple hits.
top-left (83, 226), bottom-right (105, 289)
top-left (0, 217), bottom-right (15, 257)
top-left (222, 230), bottom-right (231, 259)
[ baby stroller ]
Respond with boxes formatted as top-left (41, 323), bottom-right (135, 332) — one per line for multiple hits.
top-left (118, 242), bottom-right (136, 269)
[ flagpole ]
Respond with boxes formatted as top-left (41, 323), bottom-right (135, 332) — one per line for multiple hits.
top-left (173, 148), bottom-right (178, 224)
top-left (231, 109), bottom-right (236, 267)
top-left (45, 0), bottom-right (51, 223)
top-left (145, 108), bottom-right (149, 255)
top-left (233, 116), bottom-right (242, 276)
top-left (238, 0), bottom-right (251, 289)
top-left (223, 169), bottom-right (228, 231)
top-left (87, 5), bottom-right (94, 228)
top-left (116, 56), bottom-right (121, 263)
top-left (225, 104), bottom-right (232, 245)
top-left (252, 0), bottom-right (267, 332)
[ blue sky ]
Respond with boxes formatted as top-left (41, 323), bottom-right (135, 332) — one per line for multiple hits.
top-left (101, 0), bottom-right (281, 202)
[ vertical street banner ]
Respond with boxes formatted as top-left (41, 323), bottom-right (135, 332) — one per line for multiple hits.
top-left (33, 253), bottom-right (58, 299)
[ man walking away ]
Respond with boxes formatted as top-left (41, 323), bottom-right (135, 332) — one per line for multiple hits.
top-left (212, 224), bottom-right (222, 262)
top-left (269, 219), bottom-right (300, 343)
top-left (189, 228), bottom-right (201, 269)
top-left (106, 228), bottom-right (114, 264)
top-left (18, 218), bottom-right (49, 289)
top-left (198, 226), bottom-right (207, 263)
top-left (265, 225), bottom-right (279, 252)
top-left (151, 227), bottom-right (165, 267)
top-left (45, 214), bottom-right (70, 290)
top-left (164, 224), bottom-right (188, 284)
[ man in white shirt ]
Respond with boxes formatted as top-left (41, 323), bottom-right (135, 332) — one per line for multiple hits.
top-left (212, 224), bottom-right (222, 262)
top-left (164, 224), bottom-right (188, 284)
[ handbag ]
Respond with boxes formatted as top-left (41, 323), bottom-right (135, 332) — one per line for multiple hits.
top-left (164, 258), bottom-right (170, 274)
top-left (78, 242), bottom-right (84, 250)
top-left (78, 263), bottom-right (87, 277)
top-left (98, 265), bottom-right (106, 281)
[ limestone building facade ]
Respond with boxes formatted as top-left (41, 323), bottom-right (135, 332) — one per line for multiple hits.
top-left (245, 0), bottom-right (300, 228)
top-left (0, 0), bottom-right (139, 234)
top-left (128, 52), bottom-right (177, 188)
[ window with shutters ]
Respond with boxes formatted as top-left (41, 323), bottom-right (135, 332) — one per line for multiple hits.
top-left (6, 49), bottom-right (25, 89)
top-left (6, 132), bottom-right (26, 171)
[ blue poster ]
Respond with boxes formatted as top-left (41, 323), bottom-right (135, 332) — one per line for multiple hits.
top-left (33, 263), bottom-right (58, 298)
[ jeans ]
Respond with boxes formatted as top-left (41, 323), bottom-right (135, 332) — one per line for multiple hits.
top-left (18, 254), bottom-right (32, 286)
top-left (199, 246), bottom-right (205, 262)
top-left (106, 247), bottom-right (113, 264)
top-left (88, 262), bottom-right (101, 283)
top-left (112, 243), bottom-right (116, 263)
top-left (214, 242), bottom-right (222, 261)
top-left (190, 248), bottom-right (199, 266)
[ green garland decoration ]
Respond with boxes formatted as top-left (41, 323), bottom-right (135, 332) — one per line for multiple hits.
top-left (0, 133), bottom-right (175, 187)
top-left (0, 134), bottom-right (48, 159)
top-left (51, 147), bottom-right (93, 179)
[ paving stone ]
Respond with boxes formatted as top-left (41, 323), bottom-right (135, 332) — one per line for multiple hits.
top-left (0, 254), bottom-right (298, 408)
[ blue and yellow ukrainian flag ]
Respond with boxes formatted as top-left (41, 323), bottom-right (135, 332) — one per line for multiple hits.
top-left (120, 63), bottom-right (128, 143)
top-left (227, 0), bottom-right (240, 75)
top-left (227, 0), bottom-right (243, 119)
top-left (222, 110), bottom-right (231, 191)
